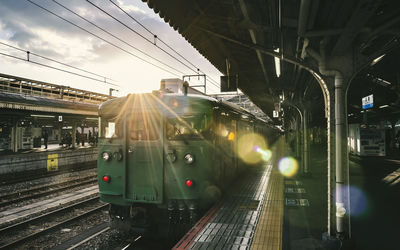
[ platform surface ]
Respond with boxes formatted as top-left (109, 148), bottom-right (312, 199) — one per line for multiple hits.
top-left (174, 140), bottom-right (285, 249)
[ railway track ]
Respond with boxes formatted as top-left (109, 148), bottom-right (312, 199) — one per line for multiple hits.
top-left (0, 175), bottom-right (97, 207)
top-left (0, 164), bottom-right (96, 186)
top-left (0, 196), bottom-right (108, 249)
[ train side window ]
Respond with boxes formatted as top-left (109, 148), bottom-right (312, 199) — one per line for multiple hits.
top-left (100, 116), bottom-right (123, 138)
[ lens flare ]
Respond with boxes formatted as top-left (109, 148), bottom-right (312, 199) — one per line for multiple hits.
top-left (238, 133), bottom-right (267, 164)
top-left (278, 157), bottom-right (298, 177)
top-left (253, 146), bottom-right (272, 162)
top-left (348, 186), bottom-right (369, 217)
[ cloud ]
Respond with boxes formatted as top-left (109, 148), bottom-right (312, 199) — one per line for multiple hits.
top-left (116, 0), bottom-right (147, 15)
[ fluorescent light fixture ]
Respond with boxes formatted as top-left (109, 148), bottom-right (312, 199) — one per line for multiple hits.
top-left (85, 117), bottom-right (98, 120)
top-left (371, 54), bottom-right (385, 66)
top-left (379, 104), bottom-right (389, 109)
top-left (377, 78), bottom-right (391, 86)
top-left (31, 114), bottom-right (55, 118)
top-left (274, 48), bottom-right (281, 77)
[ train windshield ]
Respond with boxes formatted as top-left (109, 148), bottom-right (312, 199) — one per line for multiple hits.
top-left (129, 113), bottom-right (160, 141)
top-left (100, 116), bottom-right (123, 138)
top-left (166, 114), bottom-right (210, 140)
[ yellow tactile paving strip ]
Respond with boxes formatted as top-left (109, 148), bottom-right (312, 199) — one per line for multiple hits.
top-left (250, 163), bottom-right (284, 249)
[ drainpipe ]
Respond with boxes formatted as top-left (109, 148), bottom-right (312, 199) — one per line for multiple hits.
top-left (298, 0), bottom-right (311, 37)
top-left (306, 40), bottom-right (347, 237)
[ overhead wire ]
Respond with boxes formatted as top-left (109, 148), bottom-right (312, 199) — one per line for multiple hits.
top-left (52, 0), bottom-right (186, 76)
top-left (0, 52), bottom-right (120, 87)
top-left (86, 0), bottom-right (199, 75)
top-left (27, 0), bottom-right (221, 92)
top-left (107, 0), bottom-right (221, 90)
top-left (0, 41), bottom-right (117, 83)
top-left (26, 0), bottom-right (181, 78)
top-left (109, 0), bottom-right (201, 72)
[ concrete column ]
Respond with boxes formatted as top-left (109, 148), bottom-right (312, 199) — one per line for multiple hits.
top-left (11, 120), bottom-right (18, 152)
top-left (72, 123), bottom-right (77, 148)
top-left (81, 125), bottom-right (85, 146)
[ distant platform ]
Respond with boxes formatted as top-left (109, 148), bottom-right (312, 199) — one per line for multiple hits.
top-left (0, 144), bottom-right (97, 177)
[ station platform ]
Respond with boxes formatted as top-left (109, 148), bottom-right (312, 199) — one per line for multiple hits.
top-left (0, 144), bottom-right (97, 178)
top-left (173, 139), bottom-right (286, 250)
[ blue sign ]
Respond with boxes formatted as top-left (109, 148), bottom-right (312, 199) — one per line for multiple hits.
top-left (362, 95), bottom-right (373, 110)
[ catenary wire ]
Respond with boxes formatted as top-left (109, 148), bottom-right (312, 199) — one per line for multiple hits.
top-left (52, 0), bottom-right (186, 76)
top-left (26, 0), bottom-right (221, 92)
top-left (0, 41), bottom-right (117, 83)
top-left (26, 0), bottom-right (181, 78)
top-left (86, 0), bottom-right (201, 75)
top-left (108, 0), bottom-right (221, 90)
top-left (108, 0), bottom-right (220, 89)
top-left (0, 52), bottom-right (120, 87)
top-left (109, 0), bottom-right (200, 72)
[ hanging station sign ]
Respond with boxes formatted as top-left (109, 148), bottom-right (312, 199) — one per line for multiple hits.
top-left (362, 94), bottom-right (373, 110)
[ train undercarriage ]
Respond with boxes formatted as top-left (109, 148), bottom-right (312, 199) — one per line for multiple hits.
top-left (109, 200), bottom-right (201, 237)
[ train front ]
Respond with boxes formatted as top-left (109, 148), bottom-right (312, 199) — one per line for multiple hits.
top-left (97, 93), bottom-right (216, 230)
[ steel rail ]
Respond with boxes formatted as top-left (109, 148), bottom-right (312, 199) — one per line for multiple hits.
top-left (0, 197), bottom-right (107, 249)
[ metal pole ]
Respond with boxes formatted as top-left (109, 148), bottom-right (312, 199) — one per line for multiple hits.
top-left (303, 108), bottom-right (309, 174)
top-left (307, 44), bottom-right (349, 237)
top-left (335, 74), bottom-right (346, 235)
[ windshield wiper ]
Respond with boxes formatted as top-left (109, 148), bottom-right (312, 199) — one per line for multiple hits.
top-left (175, 126), bottom-right (189, 145)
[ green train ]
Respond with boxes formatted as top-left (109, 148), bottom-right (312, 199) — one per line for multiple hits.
top-left (97, 91), bottom-right (279, 231)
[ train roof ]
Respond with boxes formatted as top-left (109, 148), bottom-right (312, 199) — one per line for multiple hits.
top-left (98, 92), bottom-right (267, 124)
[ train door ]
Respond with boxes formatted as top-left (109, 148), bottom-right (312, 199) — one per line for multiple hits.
top-left (126, 112), bottom-right (164, 204)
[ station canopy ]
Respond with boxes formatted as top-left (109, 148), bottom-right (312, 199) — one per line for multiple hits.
top-left (143, 0), bottom-right (400, 125)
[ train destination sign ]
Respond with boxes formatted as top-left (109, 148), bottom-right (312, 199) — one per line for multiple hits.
top-left (362, 94), bottom-right (373, 109)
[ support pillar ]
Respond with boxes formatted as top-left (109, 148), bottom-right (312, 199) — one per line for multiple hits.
top-left (296, 117), bottom-right (301, 158)
top-left (72, 123), bottom-right (77, 149)
top-left (334, 74), bottom-right (348, 236)
top-left (303, 108), bottom-right (310, 175)
top-left (11, 119), bottom-right (18, 153)
top-left (327, 85), bottom-right (336, 237)
top-left (306, 44), bottom-right (351, 238)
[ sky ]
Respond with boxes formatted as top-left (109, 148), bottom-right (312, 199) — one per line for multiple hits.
top-left (0, 0), bottom-right (222, 96)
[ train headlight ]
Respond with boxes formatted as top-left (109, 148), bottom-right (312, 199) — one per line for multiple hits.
top-left (184, 153), bottom-right (195, 165)
top-left (102, 152), bottom-right (111, 161)
top-left (113, 150), bottom-right (123, 161)
top-left (167, 150), bottom-right (176, 163)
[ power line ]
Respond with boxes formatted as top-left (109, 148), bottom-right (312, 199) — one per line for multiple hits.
top-left (0, 52), bottom-right (120, 87)
top-left (52, 0), bottom-right (186, 76)
top-left (27, 0), bottom-right (221, 92)
top-left (109, 0), bottom-right (200, 72)
top-left (0, 41), bottom-right (117, 83)
top-left (26, 0), bottom-right (181, 78)
top-left (86, 0), bottom-right (200, 75)
top-left (108, 0), bottom-right (221, 90)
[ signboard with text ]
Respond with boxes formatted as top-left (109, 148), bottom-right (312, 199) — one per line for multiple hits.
top-left (362, 94), bottom-right (373, 110)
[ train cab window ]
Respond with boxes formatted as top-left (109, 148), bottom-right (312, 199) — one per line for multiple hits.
top-left (100, 116), bottom-right (123, 138)
top-left (129, 113), bottom-right (160, 141)
top-left (166, 114), bottom-right (210, 140)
